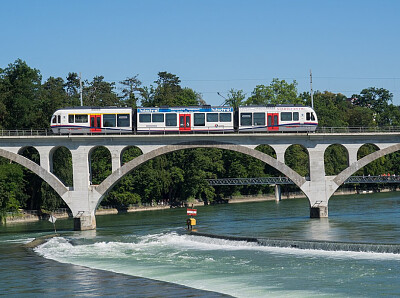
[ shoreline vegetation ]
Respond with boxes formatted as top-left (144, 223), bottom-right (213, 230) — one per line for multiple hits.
top-left (5, 187), bottom-right (397, 225)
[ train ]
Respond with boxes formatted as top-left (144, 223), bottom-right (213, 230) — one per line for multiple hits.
top-left (50, 104), bottom-right (318, 134)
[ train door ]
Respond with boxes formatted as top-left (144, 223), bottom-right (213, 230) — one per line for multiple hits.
top-left (267, 113), bottom-right (279, 131)
top-left (179, 114), bottom-right (191, 131)
top-left (90, 115), bottom-right (101, 132)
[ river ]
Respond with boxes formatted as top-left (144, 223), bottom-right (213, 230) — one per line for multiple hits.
top-left (1, 192), bottom-right (400, 297)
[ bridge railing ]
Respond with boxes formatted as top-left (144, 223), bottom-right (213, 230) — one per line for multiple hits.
top-left (316, 126), bottom-right (400, 133)
top-left (0, 129), bottom-right (51, 136)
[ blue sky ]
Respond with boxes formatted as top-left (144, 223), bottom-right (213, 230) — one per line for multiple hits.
top-left (1, 0), bottom-right (399, 106)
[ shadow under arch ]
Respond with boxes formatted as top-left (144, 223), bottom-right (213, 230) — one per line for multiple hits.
top-left (284, 144), bottom-right (310, 177)
top-left (121, 145), bottom-right (143, 164)
top-left (324, 144), bottom-right (349, 176)
top-left (0, 148), bottom-right (68, 198)
top-left (89, 145), bottom-right (112, 185)
top-left (96, 141), bottom-right (307, 199)
top-left (50, 145), bottom-right (73, 187)
top-left (18, 146), bottom-right (40, 164)
top-left (334, 143), bottom-right (400, 186)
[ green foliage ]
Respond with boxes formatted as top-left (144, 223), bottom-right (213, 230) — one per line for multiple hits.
top-left (53, 147), bottom-right (73, 186)
top-left (313, 91), bottom-right (349, 127)
top-left (356, 144), bottom-right (385, 176)
top-left (119, 75), bottom-right (142, 108)
top-left (0, 161), bottom-right (27, 212)
top-left (0, 59), bottom-right (42, 129)
top-left (84, 76), bottom-right (119, 106)
top-left (223, 89), bottom-right (246, 108)
top-left (90, 147), bottom-right (112, 185)
top-left (246, 78), bottom-right (303, 105)
top-left (140, 71), bottom-right (202, 107)
top-left (39, 183), bottom-right (63, 212)
top-left (285, 145), bottom-right (309, 177)
top-left (324, 145), bottom-right (348, 175)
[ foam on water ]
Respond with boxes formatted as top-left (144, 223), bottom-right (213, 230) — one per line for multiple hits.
top-left (2, 237), bottom-right (35, 244)
top-left (33, 232), bottom-right (400, 298)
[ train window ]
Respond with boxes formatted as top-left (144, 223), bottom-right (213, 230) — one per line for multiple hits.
top-left (220, 113), bottom-right (232, 122)
top-left (207, 113), bottom-right (218, 122)
top-left (240, 113), bottom-right (252, 126)
top-left (281, 112), bottom-right (292, 121)
top-left (52, 116), bottom-right (57, 124)
top-left (311, 113), bottom-right (315, 121)
top-left (57, 115), bottom-right (61, 123)
top-left (166, 113), bottom-right (177, 126)
top-left (253, 113), bottom-right (265, 125)
top-left (152, 113), bottom-right (164, 123)
top-left (103, 114), bottom-right (116, 127)
top-left (194, 113), bottom-right (205, 126)
top-left (293, 112), bottom-right (299, 121)
top-left (306, 112), bottom-right (311, 121)
top-left (68, 115), bottom-right (75, 123)
top-left (117, 114), bottom-right (130, 127)
top-left (139, 114), bottom-right (151, 123)
top-left (75, 114), bottom-right (88, 123)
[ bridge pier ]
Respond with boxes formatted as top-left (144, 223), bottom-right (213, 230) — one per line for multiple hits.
top-left (73, 213), bottom-right (97, 231)
top-left (275, 184), bottom-right (281, 201)
top-left (310, 205), bottom-right (328, 218)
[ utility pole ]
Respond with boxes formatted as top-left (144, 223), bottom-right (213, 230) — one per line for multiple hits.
top-left (310, 69), bottom-right (314, 109)
top-left (217, 92), bottom-right (228, 106)
top-left (79, 72), bottom-right (83, 106)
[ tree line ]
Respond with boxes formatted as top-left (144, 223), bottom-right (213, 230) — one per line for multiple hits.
top-left (1, 59), bottom-right (400, 217)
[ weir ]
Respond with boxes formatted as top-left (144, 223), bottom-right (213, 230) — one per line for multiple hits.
top-left (1, 132), bottom-right (400, 230)
top-left (189, 232), bottom-right (400, 254)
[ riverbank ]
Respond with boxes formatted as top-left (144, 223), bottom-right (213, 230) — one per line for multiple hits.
top-left (4, 186), bottom-right (397, 224)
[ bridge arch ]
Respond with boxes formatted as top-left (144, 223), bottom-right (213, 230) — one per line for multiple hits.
top-left (89, 145), bottom-right (112, 185)
top-left (50, 146), bottom-right (73, 187)
top-left (324, 144), bottom-right (348, 175)
top-left (96, 142), bottom-right (307, 200)
top-left (285, 144), bottom-right (310, 177)
top-left (334, 143), bottom-right (400, 186)
top-left (121, 145), bottom-right (143, 164)
top-left (0, 148), bottom-right (68, 198)
top-left (18, 146), bottom-right (40, 164)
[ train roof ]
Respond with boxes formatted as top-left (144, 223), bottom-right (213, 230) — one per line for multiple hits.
top-left (137, 106), bottom-right (234, 112)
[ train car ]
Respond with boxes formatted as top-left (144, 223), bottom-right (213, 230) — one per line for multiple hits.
top-left (238, 105), bottom-right (318, 132)
top-left (50, 107), bottom-right (133, 134)
top-left (136, 106), bottom-right (235, 133)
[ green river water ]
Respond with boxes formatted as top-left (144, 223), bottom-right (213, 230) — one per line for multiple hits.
top-left (1, 192), bottom-right (400, 297)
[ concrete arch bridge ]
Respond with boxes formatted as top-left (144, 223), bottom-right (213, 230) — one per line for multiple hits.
top-left (1, 132), bottom-right (399, 230)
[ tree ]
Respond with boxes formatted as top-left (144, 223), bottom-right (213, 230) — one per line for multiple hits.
top-left (246, 78), bottom-right (303, 105)
top-left (152, 71), bottom-right (182, 107)
top-left (119, 75), bottom-right (142, 108)
top-left (176, 87), bottom-right (204, 106)
top-left (324, 144), bottom-right (348, 175)
top-left (36, 76), bottom-right (67, 128)
top-left (223, 89), bottom-right (245, 108)
top-left (312, 91), bottom-right (349, 127)
top-left (64, 72), bottom-right (81, 106)
top-left (84, 76), bottom-right (119, 106)
top-left (0, 159), bottom-right (27, 213)
top-left (0, 59), bottom-right (42, 129)
top-left (353, 87), bottom-right (392, 113)
top-left (346, 106), bottom-right (375, 127)
top-left (139, 72), bottom-right (202, 107)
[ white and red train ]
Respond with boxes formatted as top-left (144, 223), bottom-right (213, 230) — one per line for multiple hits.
top-left (50, 105), bottom-right (318, 134)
